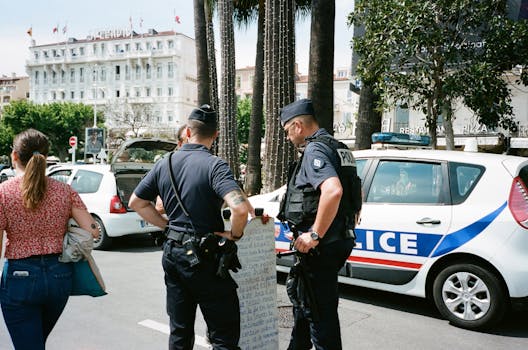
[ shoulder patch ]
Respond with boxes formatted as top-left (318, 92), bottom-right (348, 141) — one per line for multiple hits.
top-left (313, 158), bottom-right (323, 168)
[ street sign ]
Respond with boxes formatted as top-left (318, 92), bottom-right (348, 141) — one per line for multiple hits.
top-left (69, 136), bottom-right (78, 148)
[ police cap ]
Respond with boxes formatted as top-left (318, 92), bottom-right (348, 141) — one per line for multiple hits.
top-left (188, 104), bottom-right (217, 126)
top-left (280, 99), bottom-right (314, 127)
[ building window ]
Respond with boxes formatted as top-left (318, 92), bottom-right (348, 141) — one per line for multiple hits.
top-left (116, 90), bottom-right (120, 98)
top-left (395, 105), bottom-right (409, 132)
top-left (157, 65), bottom-right (162, 79)
top-left (146, 64), bottom-right (151, 79)
top-left (35, 71), bottom-right (39, 84)
top-left (168, 87), bottom-right (173, 96)
top-left (61, 70), bottom-right (66, 83)
top-left (125, 65), bottom-right (130, 80)
top-left (135, 88), bottom-right (140, 97)
top-left (70, 68), bottom-right (75, 83)
top-left (157, 41), bottom-right (162, 50)
top-left (70, 48), bottom-right (76, 57)
top-left (167, 62), bottom-right (174, 78)
top-left (71, 91), bottom-right (75, 99)
top-left (236, 76), bottom-right (241, 89)
top-left (146, 42), bottom-right (152, 50)
top-left (101, 43), bottom-right (105, 53)
top-left (52, 91), bottom-right (56, 100)
top-left (157, 87), bottom-right (162, 96)
top-left (146, 87), bottom-right (151, 97)
top-left (167, 111), bottom-right (173, 122)
top-left (52, 71), bottom-right (57, 84)
top-left (136, 43), bottom-right (141, 51)
top-left (168, 40), bottom-right (174, 49)
top-left (79, 47), bottom-right (85, 56)
top-left (125, 43), bottom-right (130, 52)
top-left (101, 67), bottom-right (106, 81)
top-left (93, 44), bottom-right (97, 55)
top-left (61, 91), bottom-right (65, 100)
top-left (43, 71), bottom-right (47, 84)
top-left (79, 68), bottom-right (84, 82)
top-left (135, 65), bottom-right (141, 79)
top-left (115, 65), bottom-right (121, 80)
top-left (80, 90), bottom-right (84, 99)
top-left (115, 44), bottom-right (120, 53)
top-left (34, 52), bottom-right (39, 59)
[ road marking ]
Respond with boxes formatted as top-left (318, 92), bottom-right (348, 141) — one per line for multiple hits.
top-left (138, 319), bottom-right (211, 348)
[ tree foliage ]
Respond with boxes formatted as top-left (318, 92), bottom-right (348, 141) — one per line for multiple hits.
top-left (349, 0), bottom-right (527, 148)
top-left (1, 100), bottom-right (96, 161)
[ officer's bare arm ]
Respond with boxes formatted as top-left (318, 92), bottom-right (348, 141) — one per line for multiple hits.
top-left (129, 193), bottom-right (169, 230)
top-left (223, 189), bottom-right (251, 240)
top-left (313, 176), bottom-right (343, 238)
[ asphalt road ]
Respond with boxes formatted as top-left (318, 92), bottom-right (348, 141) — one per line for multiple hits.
top-left (1, 235), bottom-right (527, 350)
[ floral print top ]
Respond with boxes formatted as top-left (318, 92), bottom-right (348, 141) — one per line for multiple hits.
top-left (0, 176), bottom-right (86, 259)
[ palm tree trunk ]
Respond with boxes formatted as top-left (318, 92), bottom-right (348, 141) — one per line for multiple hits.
top-left (263, 0), bottom-right (296, 192)
top-left (205, 0), bottom-right (220, 113)
top-left (218, 0), bottom-right (240, 178)
top-left (308, 0), bottom-right (335, 134)
top-left (354, 82), bottom-right (382, 150)
top-left (194, 0), bottom-right (211, 105)
top-left (245, 0), bottom-right (265, 195)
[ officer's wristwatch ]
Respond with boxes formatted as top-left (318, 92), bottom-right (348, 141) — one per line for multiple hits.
top-left (310, 231), bottom-right (321, 242)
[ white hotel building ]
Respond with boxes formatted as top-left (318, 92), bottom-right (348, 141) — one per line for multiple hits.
top-left (25, 28), bottom-right (198, 138)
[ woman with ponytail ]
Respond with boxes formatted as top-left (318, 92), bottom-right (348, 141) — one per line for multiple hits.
top-left (0, 129), bottom-right (99, 349)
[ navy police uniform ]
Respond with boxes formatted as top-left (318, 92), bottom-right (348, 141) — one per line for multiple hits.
top-left (281, 99), bottom-right (355, 350)
top-left (133, 108), bottom-right (242, 350)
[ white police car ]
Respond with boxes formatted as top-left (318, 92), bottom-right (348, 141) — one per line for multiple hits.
top-left (249, 148), bottom-right (528, 330)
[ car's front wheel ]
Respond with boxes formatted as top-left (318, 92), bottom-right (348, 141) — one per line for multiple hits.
top-left (93, 216), bottom-right (112, 250)
top-left (432, 263), bottom-right (508, 330)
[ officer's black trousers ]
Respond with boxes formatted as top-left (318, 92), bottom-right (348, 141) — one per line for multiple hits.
top-left (288, 238), bottom-right (355, 350)
top-left (162, 240), bottom-right (241, 350)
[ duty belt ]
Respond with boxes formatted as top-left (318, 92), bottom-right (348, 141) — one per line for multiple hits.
top-left (166, 230), bottom-right (195, 244)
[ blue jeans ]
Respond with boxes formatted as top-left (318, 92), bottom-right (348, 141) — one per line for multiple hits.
top-left (0, 254), bottom-right (72, 350)
top-left (162, 240), bottom-right (241, 350)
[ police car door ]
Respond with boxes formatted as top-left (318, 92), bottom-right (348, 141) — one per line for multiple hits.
top-left (353, 157), bottom-right (451, 287)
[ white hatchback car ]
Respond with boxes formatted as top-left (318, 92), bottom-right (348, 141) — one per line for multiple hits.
top-left (249, 148), bottom-right (528, 330)
top-left (47, 138), bottom-right (177, 249)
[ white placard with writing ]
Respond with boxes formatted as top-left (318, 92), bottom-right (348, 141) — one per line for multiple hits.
top-left (232, 218), bottom-right (278, 350)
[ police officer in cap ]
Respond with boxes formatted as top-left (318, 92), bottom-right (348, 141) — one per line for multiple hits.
top-left (129, 104), bottom-right (253, 350)
top-left (280, 98), bottom-right (356, 350)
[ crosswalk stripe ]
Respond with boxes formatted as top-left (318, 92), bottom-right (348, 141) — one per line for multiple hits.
top-left (138, 319), bottom-right (211, 348)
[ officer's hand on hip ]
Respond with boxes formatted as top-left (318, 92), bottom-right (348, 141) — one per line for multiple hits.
top-left (294, 232), bottom-right (319, 253)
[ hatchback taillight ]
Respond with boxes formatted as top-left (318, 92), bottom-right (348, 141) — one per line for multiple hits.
top-left (110, 195), bottom-right (127, 214)
top-left (509, 176), bottom-right (528, 229)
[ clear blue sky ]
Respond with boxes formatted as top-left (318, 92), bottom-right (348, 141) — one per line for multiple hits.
top-left (0, 0), bottom-right (354, 77)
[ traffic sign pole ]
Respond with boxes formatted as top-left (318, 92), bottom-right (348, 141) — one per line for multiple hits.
top-left (69, 136), bottom-right (77, 164)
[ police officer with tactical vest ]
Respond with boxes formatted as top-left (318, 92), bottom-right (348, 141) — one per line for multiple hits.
top-left (129, 105), bottom-right (253, 350)
top-left (278, 99), bottom-right (361, 350)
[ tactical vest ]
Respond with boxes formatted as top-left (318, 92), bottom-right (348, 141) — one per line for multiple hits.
top-left (279, 135), bottom-right (362, 235)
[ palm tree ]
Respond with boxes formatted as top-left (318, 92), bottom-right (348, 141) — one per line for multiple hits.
top-left (193, 0), bottom-right (211, 106)
top-left (263, 0), bottom-right (297, 192)
top-left (233, 0), bottom-right (264, 195)
top-left (218, 0), bottom-right (240, 178)
top-left (307, 0), bottom-right (334, 134)
top-left (205, 0), bottom-right (220, 113)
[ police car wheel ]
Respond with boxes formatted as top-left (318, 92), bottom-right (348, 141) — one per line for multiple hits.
top-left (432, 263), bottom-right (507, 330)
top-left (93, 216), bottom-right (112, 250)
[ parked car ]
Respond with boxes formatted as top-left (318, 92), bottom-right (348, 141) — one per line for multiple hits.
top-left (249, 148), bottom-right (528, 330)
top-left (0, 167), bottom-right (15, 183)
top-left (47, 138), bottom-right (178, 249)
